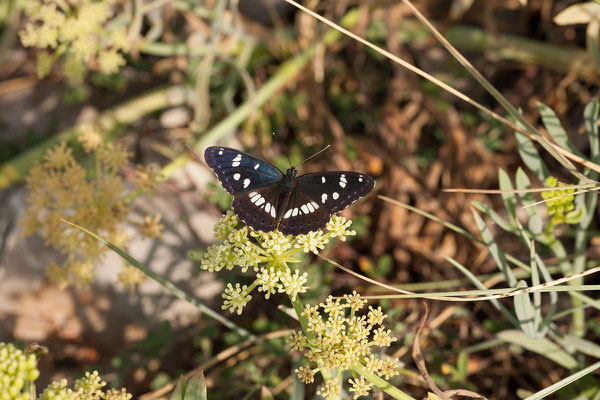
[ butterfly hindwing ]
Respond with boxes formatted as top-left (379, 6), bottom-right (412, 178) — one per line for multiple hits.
top-left (278, 189), bottom-right (331, 235)
top-left (296, 171), bottom-right (375, 214)
top-left (204, 146), bottom-right (283, 195)
top-left (232, 185), bottom-right (281, 232)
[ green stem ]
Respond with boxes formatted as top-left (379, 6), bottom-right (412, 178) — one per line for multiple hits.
top-left (162, 8), bottom-right (359, 178)
top-left (0, 85), bottom-right (190, 190)
top-left (386, 20), bottom-right (600, 83)
top-left (287, 292), bottom-right (332, 384)
top-left (351, 363), bottom-right (416, 400)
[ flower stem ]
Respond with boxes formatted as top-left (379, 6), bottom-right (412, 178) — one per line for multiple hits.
top-left (351, 363), bottom-right (416, 400)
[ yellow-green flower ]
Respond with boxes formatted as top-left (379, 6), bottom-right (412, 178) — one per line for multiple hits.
top-left (197, 211), bottom-right (357, 315)
top-left (19, 0), bottom-right (130, 84)
top-left (289, 292), bottom-right (402, 399)
top-left (0, 342), bottom-right (39, 400)
top-left (20, 140), bottom-right (159, 290)
top-left (38, 370), bottom-right (132, 400)
top-left (541, 176), bottom-right (583, 227)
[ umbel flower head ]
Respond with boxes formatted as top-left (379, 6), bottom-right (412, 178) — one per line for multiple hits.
top-left (0, 342), bottom-right (40, 400)
top-left (541, 176), bottom-right (584, 228)
top-left (195, 210), bottom-right (356, 314)
top-left (19, 139), bottom-right (162, 291)
top-left (288, 292), bottom-right (402, 399)
top-left (38, 370), bottom-right (132, 400)
top-left (19, 0), bottom-right (130, 84)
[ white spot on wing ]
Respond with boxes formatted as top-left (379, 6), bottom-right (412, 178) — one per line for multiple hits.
top-left (292, 208), bottom-right (299, 217)
top-left (301, 204), bottom-right (309, 214)
top-left (254, 163), bottom-right (259, 170)
top-left (232, 154), bottom-right (242, 167)
top-left (311, 201), bottom-right (319, 209)
top-left (284, 209), bottom-right (292, 219)
top-left (256, 197), bottom-right (265, 206)
top-left (333, 192), bottom-right (339, 200)
top-left (218, 150), bottom-right (223, 155)
top-left (339, 174), bottom-right (348, 188)
top-left (243, 178), bottom-right (250, 188)
top-left (321, 193), bottom-right (328, 203)
top-left (265, 203), bottom-right (271, 213)
top-left (233, 173), bottom-right (241, 181)
top-left (307, 203), bottom-right (315, 212)
top-left (322, 176), bottom-right (326, 183)
top-left (270, 206), bottom-right (276, 218)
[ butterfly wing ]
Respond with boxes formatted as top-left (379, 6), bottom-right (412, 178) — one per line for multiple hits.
top-left (204, 146), bottom-right (283, 195)
top-left (278, 189), bottom-right (331, 235)
top-left (296, 171), bottom-right (375, 214)
top-left (232, 185), bottom-right (282, 232)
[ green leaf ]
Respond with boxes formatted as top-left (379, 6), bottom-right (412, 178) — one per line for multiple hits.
top-left (169, 371), bottom-right (208, 400)
top-left (527, 214), bottom-right (543, 236)
top-left (587, 19), bottom-right (600, 72)
top-left (524, 360), bottom-right (600, 400)
top-left (515, 123), bottom-right (549, 181)
top-left (514, 280), bottom-right (536, 338)
top-left (537, 102), bottom-right (584, 158)
top-left (566, 206), bottom-right (586, 224)
top-left (497, 330), bottom-right (578, 369)
top-left (472, 208), bottom-right (517, 287)
top-left (456, 351), bottom-right (469, 379)
top-left (185, 371), bottom-right (208, 400)
top-left (471, 201), bottom-right (516, 233)
top-left (444, 257), bottom-right (520, 328)
top-left (564, 335), bottom-right (600, 358)
top-left (170, 376), bottom-right (187, 400)
top-left (553, 2), bottom-right (600, 24)
top-left (498, 168), bottom-right (517, 224)
top-left (515, 167), bottom-right (538, 216)
top-left (584, 100), bottom-right (600, 162)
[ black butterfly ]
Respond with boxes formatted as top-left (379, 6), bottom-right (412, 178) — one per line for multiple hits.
top-left (204, 146), bottom-right (375, 235)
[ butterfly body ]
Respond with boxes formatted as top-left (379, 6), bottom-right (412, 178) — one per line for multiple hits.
top-left (204, 146), bottom-right (374, 235)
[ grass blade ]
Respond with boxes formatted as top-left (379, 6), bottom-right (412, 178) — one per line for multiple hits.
top-left (472, 208), bottom-right (517, 287)
top-left (61, 219), bottom-right (254, 339)
top-left (524, 360), bottom-right (600, 400)
top-left (497, 330), bottom-right (578, 369)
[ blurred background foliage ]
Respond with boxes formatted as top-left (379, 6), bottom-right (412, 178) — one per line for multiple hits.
top-left (1, 0), bottom-right (600, 399)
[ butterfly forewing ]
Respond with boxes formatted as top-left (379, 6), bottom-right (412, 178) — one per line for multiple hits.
top-left (296, 171), bottom-right (375, 214)
top-left (278, 189), bottom-right (331, 235)
top-left (204, 146), bottom-right (283, 195)
top-left (232, 185), bottom-right (281, 232)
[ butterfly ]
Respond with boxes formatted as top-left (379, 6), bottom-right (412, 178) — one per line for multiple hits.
top-left (203, 146), bottom-right (375, 235)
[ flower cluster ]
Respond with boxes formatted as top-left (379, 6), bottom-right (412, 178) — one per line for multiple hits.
top-left (19, 0), bottom-right (129, 84)
top-left (19, 138), bottom-right (162, 290)
top-left (541, 176), bottom-right (583, 227)
top-left (288, 292), bottom-right (401, 399)
top-left (0, 342), bottom-right (40, 400)
top-left (38, 371), bottom-right (131, 400)
top-left (197, 210), bottom-right (356, 314)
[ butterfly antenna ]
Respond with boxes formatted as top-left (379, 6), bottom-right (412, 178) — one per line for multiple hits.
top-left (294, 145), bottom-right (331, 168)
top-left (272, 131), bottom-right (293, 168)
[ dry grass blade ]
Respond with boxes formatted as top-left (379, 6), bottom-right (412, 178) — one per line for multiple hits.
top-left (282, 0), bottom-right (600, 178)
top-left (520, 187), bottom-right (600, 210)
top-left (320, 252), bottom-right (600, 302)
top-left (444, 184), bottom-right (598, 194)
top-left (318, 254), bottom-right (414, 295)
top-left (412, 302), bottom-right (451, 400)
top-left (398, 0), bottom-right (587, 182)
